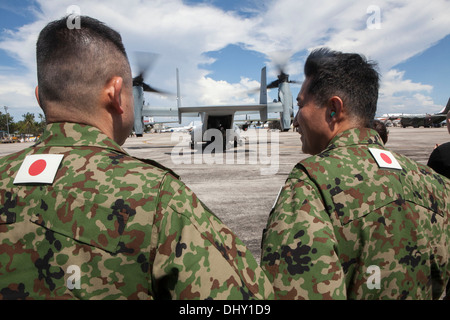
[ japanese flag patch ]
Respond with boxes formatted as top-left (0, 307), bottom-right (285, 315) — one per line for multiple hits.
top-left (368, 148), bottom-right (402, 170)
top-left (13, 154), bottom-right (64, 184)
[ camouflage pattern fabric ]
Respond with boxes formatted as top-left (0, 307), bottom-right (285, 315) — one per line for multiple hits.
top-left (261, 128), bottom-right (450, 299)
top-left (0, 122), bottom-right (274, 300)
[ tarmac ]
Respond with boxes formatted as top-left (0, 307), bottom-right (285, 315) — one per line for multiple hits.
top-left (1, 126), bottom-right (448, 263)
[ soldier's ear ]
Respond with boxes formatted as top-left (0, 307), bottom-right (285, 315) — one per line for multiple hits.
top-left (35, 86), bottom-right (41, 107)
top-left (105, 77), bottom-right (124, 115)
top-left (329, 96), bottom-right (343, 121)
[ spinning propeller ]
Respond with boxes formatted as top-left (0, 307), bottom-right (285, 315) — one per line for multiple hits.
top-left (247, 51), bottom-right (301, 94)
top-left (132, 51), bottom-right (172, 96)
top-left (266, 51), bottom-right (302, 89)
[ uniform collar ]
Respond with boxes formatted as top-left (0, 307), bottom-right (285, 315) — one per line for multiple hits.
top-left (36, 122), bottom-right (127, 154)
top-left (325, 127), bottom-right (384, 151)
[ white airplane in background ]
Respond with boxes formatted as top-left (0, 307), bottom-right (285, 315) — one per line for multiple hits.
top-left (165, 121), bottom-right (201, 133)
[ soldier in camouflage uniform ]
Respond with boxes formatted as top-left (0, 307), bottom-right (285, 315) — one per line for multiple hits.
top-left (261, 48), bottom-right (450, 299)
top-left (0, 16), bottom-right (273, 300)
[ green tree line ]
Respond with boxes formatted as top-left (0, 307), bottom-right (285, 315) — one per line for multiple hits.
top-left (0, 112), bottom-right (46, 137)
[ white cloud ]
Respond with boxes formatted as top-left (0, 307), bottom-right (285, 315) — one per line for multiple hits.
top-left (0, 75), bottom-right (34, 97)
top-left (245, 0), bottom-right (450, 70)
top-left (378, 69), bottom-right (439, 114)
top-left (322, 0), bottom-right (450, 71)
top-left (0, 72), bottom-right (40, 120)
top-left (197, 76), bottom-right (259, 105)
top-left (381, 69), bottom-right (432, 97)
top-left (243, 0), bottom-right (450, 115)
top-left (0, 0), bottom-right (449, 120)
top-left (0, 0), bottom-right (255, 118)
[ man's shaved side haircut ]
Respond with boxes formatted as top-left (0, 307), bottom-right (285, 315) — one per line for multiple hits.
top-left (36, 15), bottom-right (131, 111)
top-left (304, 48), bottom-right (380, 127)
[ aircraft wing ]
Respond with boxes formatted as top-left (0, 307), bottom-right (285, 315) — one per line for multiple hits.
top-left (143, 104), bottom-right (271, 117)
top-left (179, 104), bottom-right (266, 115)
top-left (142, 106), bottom-right (178, 117)
top-left (177, 101), bottom-right (284, 123)
top-left (178, 103), bottom-right (273, 124)
top-left (234, 102), bottom-right (284, 116)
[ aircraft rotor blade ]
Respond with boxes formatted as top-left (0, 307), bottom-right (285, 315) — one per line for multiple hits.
top-left (142, 82), bottom-right (172, 96)
top-left (133, 51), bottom-right (159, 81)
top-left (131, 51), bottom-right (174, 96)
top-left (267, 80), bottom-right (280, 89)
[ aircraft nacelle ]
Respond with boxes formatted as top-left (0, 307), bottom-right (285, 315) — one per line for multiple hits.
top-left (133, 86), bottom-right (145, 136)
top-left (278, 82), bottom-right (294, 131)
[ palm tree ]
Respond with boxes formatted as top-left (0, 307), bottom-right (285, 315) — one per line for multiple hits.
top-left (37, 113), bottom-right (46, 134)
top-left (20, 112), bottom-right (36, 137)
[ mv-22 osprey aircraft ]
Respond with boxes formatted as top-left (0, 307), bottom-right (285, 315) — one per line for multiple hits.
top-left (132, 63), bottom-right (298, 149)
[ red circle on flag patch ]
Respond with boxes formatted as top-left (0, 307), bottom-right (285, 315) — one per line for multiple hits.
top-left (380, 153), bottom-right (392, 164)
top-left (28, 159), bottom-right (47, 176)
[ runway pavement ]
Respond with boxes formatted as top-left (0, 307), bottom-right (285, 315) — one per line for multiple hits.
top-left (1, 126), bottom-right (448, 263)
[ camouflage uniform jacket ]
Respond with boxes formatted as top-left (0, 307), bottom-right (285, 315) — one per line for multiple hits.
top-left (0, 122), bottom-right (273, 300)
top-left (261, 128), bottom-right (450, 299)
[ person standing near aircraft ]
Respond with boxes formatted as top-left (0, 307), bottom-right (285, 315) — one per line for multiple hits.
top-left (371, 119), bottom-right (388, 144)
top-left (261, 48), bottom-right (450, 299)
top-left (0, 15), bottom-right (273, 300)
top-left (427, 111), bottom-right (450, 179)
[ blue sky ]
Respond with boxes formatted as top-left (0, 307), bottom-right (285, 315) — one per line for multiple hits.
top-left (0, 0), bottom-right (449, 123)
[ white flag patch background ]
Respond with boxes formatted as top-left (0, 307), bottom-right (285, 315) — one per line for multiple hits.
top-left (13, 154), bottom-right (64, 184)
top-left (368, 148), bottom-right (402, 170)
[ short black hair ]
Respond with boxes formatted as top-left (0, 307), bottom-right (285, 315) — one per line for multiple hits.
top-left (36, 15), bottom-right (131, 111)
top-left (304, 48), bottom-right (380, 126)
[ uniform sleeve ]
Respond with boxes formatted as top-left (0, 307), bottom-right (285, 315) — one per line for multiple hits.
top-left (150, 173), bottom-right (274, 300)
top-left (261, 174), bottom-right (346, 299)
